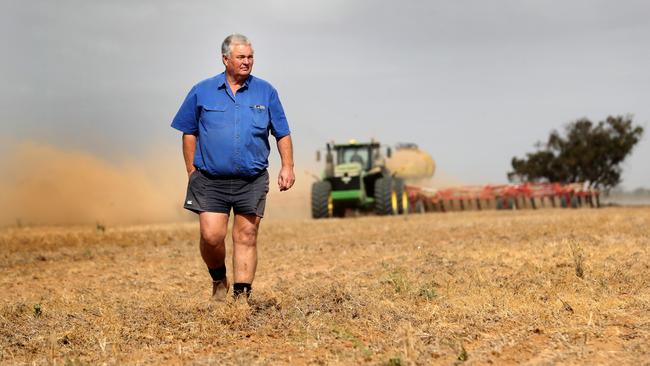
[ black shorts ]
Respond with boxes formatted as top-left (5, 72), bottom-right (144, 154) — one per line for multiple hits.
top-left (183, 169), bottom-right (269, 217)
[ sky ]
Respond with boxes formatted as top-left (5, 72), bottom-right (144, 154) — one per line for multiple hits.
top-left (2, 0), bottom-right (649, 188)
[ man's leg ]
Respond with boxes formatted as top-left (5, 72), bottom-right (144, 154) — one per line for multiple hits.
top-left (199, 212), bottom-right (230, 300)
top-left (232, 213), bottom-right (261, 297)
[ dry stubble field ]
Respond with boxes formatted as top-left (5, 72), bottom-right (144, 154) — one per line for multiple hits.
top-left (1, 207), bottom-right (649, 365)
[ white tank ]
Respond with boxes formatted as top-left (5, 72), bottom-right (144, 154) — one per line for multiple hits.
top-left (386, 143), bottom-right (435, 179)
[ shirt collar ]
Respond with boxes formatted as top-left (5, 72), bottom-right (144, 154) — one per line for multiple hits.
top-left (216, 72), bottom-right (252, 89)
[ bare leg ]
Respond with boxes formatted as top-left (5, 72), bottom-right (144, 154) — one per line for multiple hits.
top-left (232, 214), bottom-right (261, 284)
top-left (199, 212), bottom-right (230, 300)
top-left (199, 212), bottom-right (229, 267)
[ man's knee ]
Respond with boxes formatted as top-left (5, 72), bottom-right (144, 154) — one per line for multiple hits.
top-left (201, 230), bottom-right (226, 247)
top-left (234, 226), bottom-right (258, 247)
top-left (199, 212), bottom-right (229, 247)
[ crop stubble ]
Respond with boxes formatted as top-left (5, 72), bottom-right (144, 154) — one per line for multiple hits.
top-left (1, 207), bottom-right (649, 365)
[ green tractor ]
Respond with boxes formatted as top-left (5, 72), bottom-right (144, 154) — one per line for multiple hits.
top-left (311, 140), bottom-right (409, 218)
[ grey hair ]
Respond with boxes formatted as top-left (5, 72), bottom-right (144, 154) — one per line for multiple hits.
top-left (221, 33), bottom-right (252, 56)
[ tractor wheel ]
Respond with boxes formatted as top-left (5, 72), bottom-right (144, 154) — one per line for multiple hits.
top-left (311, 181), bottom-right (332, 219)
top-left (374, 177), bottom-right (396, 215)
top-left (394, 178), bottom-right (409, 214)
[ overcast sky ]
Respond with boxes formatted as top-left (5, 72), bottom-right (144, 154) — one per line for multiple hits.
top-left (1, 0), bottom-right (649, 188)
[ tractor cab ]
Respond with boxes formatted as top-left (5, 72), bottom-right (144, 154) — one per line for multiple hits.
top-left (317, 140), bottom-right (388, 176)
top-left (334, 142), bottom-right (381, 171)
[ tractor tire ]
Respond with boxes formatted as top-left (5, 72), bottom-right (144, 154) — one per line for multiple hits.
top-left (394, 178), bottom-right (409, 214)
top-left (374, 177), bottom-right (396, 215)
top-left (311, 181), bottom-right (331, 219)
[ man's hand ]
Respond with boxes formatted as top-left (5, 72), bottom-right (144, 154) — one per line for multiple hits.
top-left (187, 167), bottom-right (196, 179)
top-left (278, 166), bottom-right (295, 191)
top-left (276, 135), bottom-right (295, 191)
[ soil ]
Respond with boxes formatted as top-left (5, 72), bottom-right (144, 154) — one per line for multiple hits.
top-left (1, 207), bottom-right (649, 365)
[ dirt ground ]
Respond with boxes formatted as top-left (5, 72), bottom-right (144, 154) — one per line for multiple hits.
top-left (1, 207), bottom-right (649, 365)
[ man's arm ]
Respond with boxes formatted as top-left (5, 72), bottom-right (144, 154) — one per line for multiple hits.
top-left (276, 135), bottom-right (295, 191)
top-left (182, 133), bottom-right (197, 178)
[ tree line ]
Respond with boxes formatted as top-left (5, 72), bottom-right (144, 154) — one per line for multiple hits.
top-left (508, 115), bottom-right (644, 190)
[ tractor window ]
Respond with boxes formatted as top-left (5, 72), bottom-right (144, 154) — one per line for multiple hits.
top-left (371, 147), bottom-right (381, 163)
top-left (338, 147), bottom-right (370, 169)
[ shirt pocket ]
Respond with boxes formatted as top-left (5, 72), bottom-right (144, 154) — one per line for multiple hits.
top-left (200, 105), bottom-right (228, 127)
top-left (250, 105), bottom-right (270, 129)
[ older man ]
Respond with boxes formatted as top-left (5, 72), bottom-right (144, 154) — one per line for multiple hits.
top-left (171, 34), bottom-right (295, 300)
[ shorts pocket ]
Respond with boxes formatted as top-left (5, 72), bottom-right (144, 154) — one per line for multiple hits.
top-left (263, 170), bottom-right (270, 193)
top-left (188, 170), bottom-right (198, 182)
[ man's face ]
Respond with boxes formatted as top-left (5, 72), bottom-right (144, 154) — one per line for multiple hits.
top-left (223, 43), bottom-right (254, 79)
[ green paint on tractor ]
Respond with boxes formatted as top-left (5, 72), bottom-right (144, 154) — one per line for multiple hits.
top-left (331, 190), bottom-right (364, 201)
top-left (310, 139), bottom-right (408, 218)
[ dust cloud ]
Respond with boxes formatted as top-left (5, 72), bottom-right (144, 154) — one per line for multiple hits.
top-left (405, 172), bottom-right (466, 190)
top-left (265, 168), bottom-right (314, 221)
top-left (0, 142), bottom-right (191, 226)
top-left (0, 142), bottom-right (465, 226)
top-left (0, 141), bottom-right (313, 226)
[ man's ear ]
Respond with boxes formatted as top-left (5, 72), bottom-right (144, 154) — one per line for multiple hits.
top-left (222, 54), bottom-right (228, 66)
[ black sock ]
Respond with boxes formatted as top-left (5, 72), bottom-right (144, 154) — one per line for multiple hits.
top-left (208, 266), bottom-right (226, 281)
top-left (233, 283), bottom-right (252, 298)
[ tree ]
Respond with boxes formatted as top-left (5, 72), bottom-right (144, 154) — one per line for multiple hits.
top-left (508, 115), bottom-right (644, 189)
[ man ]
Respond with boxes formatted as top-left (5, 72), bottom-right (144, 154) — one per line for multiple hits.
top-left (171, 34), bottom-right (295, 301)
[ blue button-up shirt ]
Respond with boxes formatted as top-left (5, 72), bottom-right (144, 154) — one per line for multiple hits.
top-left (171, 73), bottom-right (291, 177)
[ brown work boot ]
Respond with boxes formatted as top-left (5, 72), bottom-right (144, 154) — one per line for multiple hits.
top-left (211, 278), bottom-right (229, 302)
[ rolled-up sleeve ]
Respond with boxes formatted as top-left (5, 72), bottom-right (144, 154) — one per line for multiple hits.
top-left (171, 86), bottom-right (199, 134)
top-left (268, 88), bottom-right (290, 139)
